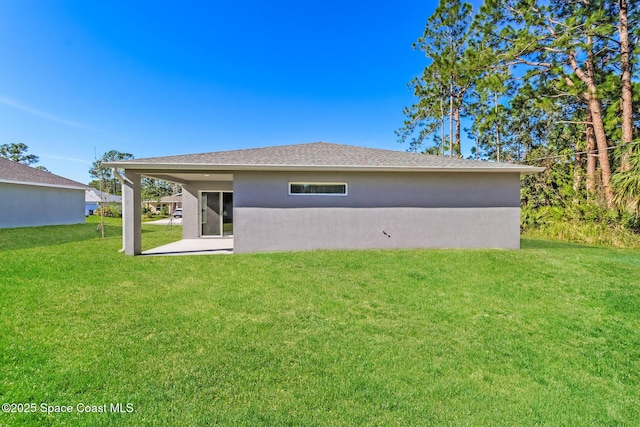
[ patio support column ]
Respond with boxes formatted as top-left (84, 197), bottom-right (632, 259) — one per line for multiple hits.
top-left (122, 170), bottom-right (142, 255)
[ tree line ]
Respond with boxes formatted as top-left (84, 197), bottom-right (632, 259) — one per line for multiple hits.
top-left (89, 150), bottom-right (179, 201)
top-left (400, 0), bottom-right (639, 217)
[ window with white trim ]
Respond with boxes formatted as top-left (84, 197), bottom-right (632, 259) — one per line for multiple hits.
top-left (288, 182), bottom-right (348, 196)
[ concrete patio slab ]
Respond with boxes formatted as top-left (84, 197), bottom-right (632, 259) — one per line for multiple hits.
top-left (142, 238), bottom-right (233, 256)
top-left (146, 218), bottom-right (182, 225)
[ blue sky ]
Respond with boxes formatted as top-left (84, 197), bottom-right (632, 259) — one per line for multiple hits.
top-left (1, 1), bottom-right (466, 183)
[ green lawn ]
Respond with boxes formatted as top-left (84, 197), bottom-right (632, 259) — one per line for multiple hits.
top-left (1, 217), bottom-right (639, 426)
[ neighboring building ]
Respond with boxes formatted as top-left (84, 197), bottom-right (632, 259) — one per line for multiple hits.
top-left (85, 188), bottom-right (122, 216)
top-left (105, 142), bottom-right (544, 255)
top-left (143, 193), bottom-right (182, 215)
top-left (0, 157), bottom-right (86, 228)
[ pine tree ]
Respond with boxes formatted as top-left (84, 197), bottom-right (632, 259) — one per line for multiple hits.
top-left (399, 0), bottom-right (476, 157)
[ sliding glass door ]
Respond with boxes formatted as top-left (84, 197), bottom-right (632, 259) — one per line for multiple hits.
top-left (200, 192), bottom-right (233, 237)
top-left (222, 192), bottom-right (233, 236)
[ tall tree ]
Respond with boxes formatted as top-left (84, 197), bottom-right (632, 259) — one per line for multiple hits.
top-left (475, 0), bottom-right (622, 207)
top-left (398, 68), bottom-right (450, 153)
top-left (90, 150), bottom-right (134, 195)
top-left (0, 143), bottom-right (39, 165)
top-left (399, 0), bottom-right (476, 157)
top-left (466, 52), bottom-right (516, 162)
top-left (585, 103), bottom-right (598, 195)
top-left (402, 0), bottom-right (640, 231)
top-left (617, 0), bottom-right (635, 168)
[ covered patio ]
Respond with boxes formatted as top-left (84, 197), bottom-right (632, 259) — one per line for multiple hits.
top-left (112, 166), bottom-right (233, 255)
top-left (142, 238), bottom-right (233, 256)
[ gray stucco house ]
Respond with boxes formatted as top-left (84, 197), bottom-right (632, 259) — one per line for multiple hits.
top-left (106, 142), bottom-right (543, 255)
top-left (0, 157), bottom-right (86, 228)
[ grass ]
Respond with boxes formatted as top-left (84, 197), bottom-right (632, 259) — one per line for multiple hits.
top-left (1, 217), bottom-right (639, 426)
top-left (522, 220), bottom-right (640, 249)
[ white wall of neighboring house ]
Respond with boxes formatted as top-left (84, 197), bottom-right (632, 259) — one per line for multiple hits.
top-left (0, 182), bottom-right (85, 228)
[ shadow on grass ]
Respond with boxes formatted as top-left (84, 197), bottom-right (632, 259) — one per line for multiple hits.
top-left (0, 217), bottom-right (183, 252)
top-left (0, 221), bottom-right (123, 251)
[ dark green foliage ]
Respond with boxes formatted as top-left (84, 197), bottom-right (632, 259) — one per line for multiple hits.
top-left (89, 150), bottom-right (134, 195)
top-left (398, 0), bottom-right (476, 156)
top-left (613, 143), bottom-right (640, 214)
top-left (94, 202), bottom-right (122, 218)
top-left (90, 150), bottom-right (177, 201)
top-left (141, 177), bottom-right (177, 202)
top-left (404, 0), bottom-right (640, 243)
top-left (521, 204), bottom-right (640, 247)
top-left (0, 142), bottom-right (39, 165)
top-left (521, 148), bottom-right (579, 208)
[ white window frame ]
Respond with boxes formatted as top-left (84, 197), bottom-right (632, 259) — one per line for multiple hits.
top-left (288, 182), bottom-right (348, 196)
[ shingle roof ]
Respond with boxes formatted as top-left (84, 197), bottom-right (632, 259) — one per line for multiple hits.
top-left (105, 142), bottom-right (543, 173)
top-left (85, 188), bottom-right (122, 203)
top-left (0, 157), bottom-right (87, 189)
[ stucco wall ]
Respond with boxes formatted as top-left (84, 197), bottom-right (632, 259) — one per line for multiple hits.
top-left (234, 207), bottom-right (521, 252)
top-left (0, 182), bottom-right (85, 228)
top-left (232, 171), bottom-right (522, 253)
top-left (234, 171), bottom-right (520, 208)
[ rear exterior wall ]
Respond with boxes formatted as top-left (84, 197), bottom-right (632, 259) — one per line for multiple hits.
top-left (232, 171), bottom-right (522, 253)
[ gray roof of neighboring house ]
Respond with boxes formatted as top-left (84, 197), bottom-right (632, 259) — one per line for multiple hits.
top-left (105, 142), bottom-right (544, 173)
top-left (0, 157), bottom-right (87, 190)
top-left (85, 188), bottom-right (122, 203)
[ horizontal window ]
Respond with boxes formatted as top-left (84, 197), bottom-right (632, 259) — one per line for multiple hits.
top-left (289, 182), bottom-right (348, 196)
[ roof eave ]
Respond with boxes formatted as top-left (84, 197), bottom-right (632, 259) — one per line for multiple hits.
top-left (104, 162), bottom-right (545, 174)
top-left (0, 178), bottom-right (87, 190)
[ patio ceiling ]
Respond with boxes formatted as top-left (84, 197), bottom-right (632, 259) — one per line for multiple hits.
top-left (136, 171), bottom-right (233, 185)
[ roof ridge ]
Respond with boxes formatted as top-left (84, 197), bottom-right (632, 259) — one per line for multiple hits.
top-left (0, 157), bottom-right (87, 189)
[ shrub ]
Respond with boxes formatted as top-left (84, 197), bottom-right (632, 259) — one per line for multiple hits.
top-left (94, 203), bottom-right (122, 218)
top-left (521, 204), bottom-right (640, 248)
